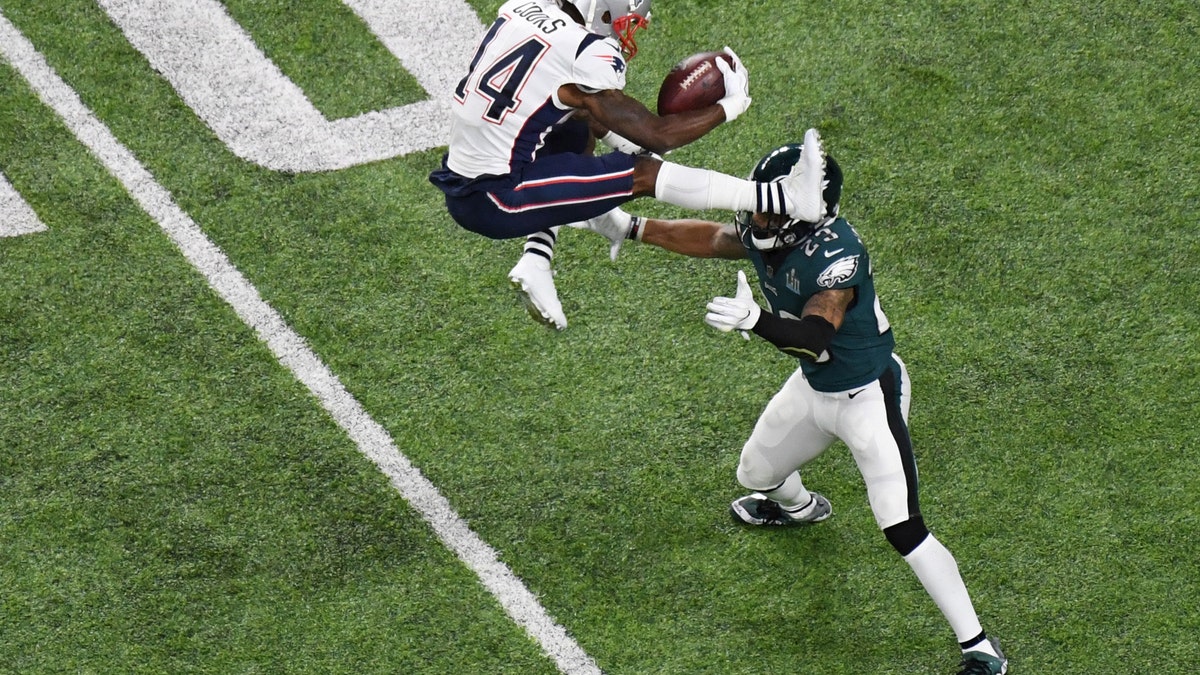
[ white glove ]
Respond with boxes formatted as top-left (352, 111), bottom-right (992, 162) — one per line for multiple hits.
top-left (599, 130), bottom-right (645, 155)
top-left (568, 207), bottom-right (634, 261)
top-left (715, 47), bottom-right (751, 122)
top-left (704, 270), bottom-right (761, 337)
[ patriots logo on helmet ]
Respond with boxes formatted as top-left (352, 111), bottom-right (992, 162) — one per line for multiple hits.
top-left (817, 255), bottom-right (860, 288)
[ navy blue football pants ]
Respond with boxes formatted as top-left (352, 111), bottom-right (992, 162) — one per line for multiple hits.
top-left (428, 121), bottom-right (639, 240)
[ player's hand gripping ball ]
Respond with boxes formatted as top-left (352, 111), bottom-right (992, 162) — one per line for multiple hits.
top-left (656, 50), bottom-right (734, 115)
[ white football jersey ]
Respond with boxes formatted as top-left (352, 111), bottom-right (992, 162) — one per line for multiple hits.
top-left (446, 0), bottom-right (628, 178)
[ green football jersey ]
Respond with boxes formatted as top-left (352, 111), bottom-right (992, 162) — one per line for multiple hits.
top-left (742, 217), bottom-right (896, 392)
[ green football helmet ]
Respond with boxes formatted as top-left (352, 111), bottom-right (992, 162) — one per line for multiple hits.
top-left (736, 144), bottom-right (843, 251)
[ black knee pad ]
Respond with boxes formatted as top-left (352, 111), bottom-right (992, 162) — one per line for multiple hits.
top-left (884, 516), bottom-right (929, 557)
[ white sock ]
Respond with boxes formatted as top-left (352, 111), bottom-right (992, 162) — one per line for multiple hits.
top-left (903, 535), bottom-right (984, 644)
top-left (522, 226), bottom-right (559, 261)
top-left (962, 635), bottom-right (999, 658)
top-left (654, 162), bottom-right (758, 211)
top-left (761, 472), bottom-right (812, 511)
top-left (654, 162), bottom-right (798, 216)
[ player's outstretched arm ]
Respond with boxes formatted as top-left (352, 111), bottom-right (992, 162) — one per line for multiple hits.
top-left (559, 85), bottom-right (725, 155)
top-left (570, 210), bottom-right (744, 261)
top-left (639, 217), bottom-right (745, 259)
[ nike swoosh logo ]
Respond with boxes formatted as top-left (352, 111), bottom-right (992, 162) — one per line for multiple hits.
top-left (824, 248), bottom-right (845, 258)
top-left (848, 388), bottom-right (868, 399)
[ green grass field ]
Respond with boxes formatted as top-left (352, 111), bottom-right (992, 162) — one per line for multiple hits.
top-left (2, 0), bottom-right (1198, 673)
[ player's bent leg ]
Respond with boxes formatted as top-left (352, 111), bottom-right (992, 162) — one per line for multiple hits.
top-left (652, 161), bottom-right (758, 211)
top-left (640, 131), bottom-right (827, 221)
top-left (732, 449), bottom-right (830, 527)
top-left (648, 158), bottom-right (825, 219)
top-left (510, 120), bottom-right (612, 317)
top-left (730, 370), bottom-right (835, 526)
top-left (436, 151), bottom-right (638, 239)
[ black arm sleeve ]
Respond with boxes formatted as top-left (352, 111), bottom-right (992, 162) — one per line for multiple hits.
top-left (751, 313), bottom-right (837, 361)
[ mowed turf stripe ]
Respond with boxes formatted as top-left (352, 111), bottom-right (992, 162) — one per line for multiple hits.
top-left (0, 11), bottom-right (600, 675)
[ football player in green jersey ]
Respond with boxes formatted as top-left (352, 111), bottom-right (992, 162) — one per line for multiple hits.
top-left (575, 129), bottom-right (1009, 675)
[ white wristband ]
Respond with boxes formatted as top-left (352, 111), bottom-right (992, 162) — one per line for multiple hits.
top-left (600, 130), bottom-right (644, 155)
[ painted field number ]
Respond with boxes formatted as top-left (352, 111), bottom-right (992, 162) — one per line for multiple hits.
top-left (0, 172), bottom-right (48, 237)
top-left (98, 0), bottom-right (482, 172)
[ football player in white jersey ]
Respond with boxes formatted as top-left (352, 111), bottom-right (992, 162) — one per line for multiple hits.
top-left (429, 0), bottom-right (827, 329)
top-left (575, 131), bottom-right (1010, 675)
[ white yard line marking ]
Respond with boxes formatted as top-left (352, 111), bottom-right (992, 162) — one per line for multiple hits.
top-left (97, 0), bottom-right (479, 171)
top-left (0, 12), bottom-right (600, 675)
top-left (0, 171), bottom-right (48, 237)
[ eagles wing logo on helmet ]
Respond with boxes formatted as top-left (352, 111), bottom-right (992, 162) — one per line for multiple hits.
top-left (817, 255), bottom-right (860, 288)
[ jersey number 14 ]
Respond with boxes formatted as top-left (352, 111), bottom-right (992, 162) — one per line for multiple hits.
top-left (455, 17), bottom-right (549, 123)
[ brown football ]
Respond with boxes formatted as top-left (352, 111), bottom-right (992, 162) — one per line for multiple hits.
top-left (656, 51), bottom-right (732, 116)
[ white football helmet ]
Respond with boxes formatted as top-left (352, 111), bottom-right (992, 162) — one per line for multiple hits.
top-left (559, 0), bottom-right (651, 58)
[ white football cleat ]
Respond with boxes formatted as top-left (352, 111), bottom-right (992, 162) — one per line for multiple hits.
top-left (780, 128), bottom-right (827, 223)
top-left (568, 208), bottom-right (632, 261)
top-left (508, 253), bottom-right (567, 330)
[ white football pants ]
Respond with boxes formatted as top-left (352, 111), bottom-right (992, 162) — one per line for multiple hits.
top-left (736, 355), bottom-right (917, 530)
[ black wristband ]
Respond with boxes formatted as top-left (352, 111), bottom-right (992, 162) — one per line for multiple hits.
top-left (627, 215), bottom-right (644, 241)
top-left (752, 313), bottom-right (836, 361)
